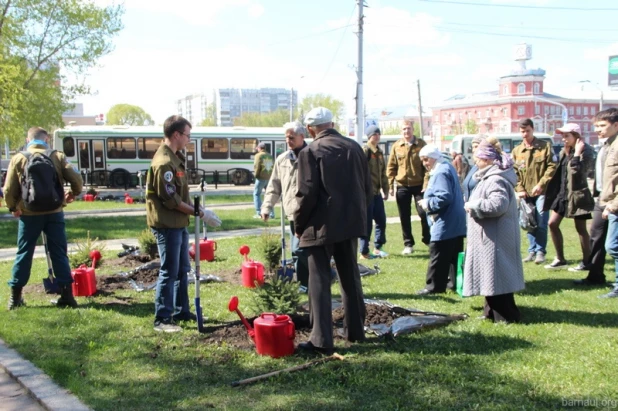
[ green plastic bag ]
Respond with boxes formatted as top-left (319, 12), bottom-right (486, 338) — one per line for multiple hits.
top-left (456, 252), bottom-right (465, 297)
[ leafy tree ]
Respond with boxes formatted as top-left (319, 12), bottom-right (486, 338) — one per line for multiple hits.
top-left (233, 109), bottom-right (290, 127)
top-left (299, 94), bottom-right (345, 124)
top-left (0, 0), bottom-right (124, 149)
top-left (199, 103), bottom-right (217, 126)
top-left (464, 119), bottom-right (479, 134)
top-left (380, 122), bottom-right (421, 137)
top-left (106, 104), bottom-right (153, 126)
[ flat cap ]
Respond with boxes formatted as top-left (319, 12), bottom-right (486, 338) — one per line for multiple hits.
top-left (366, 125), bottom-right (381, 137)
top-left (304, 107), bottom-right (333, 126)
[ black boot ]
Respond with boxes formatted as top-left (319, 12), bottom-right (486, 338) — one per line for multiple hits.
top-left (8, 287), bottom-right (25, 310)
top-left (57, 285), bottom-right (78, 308)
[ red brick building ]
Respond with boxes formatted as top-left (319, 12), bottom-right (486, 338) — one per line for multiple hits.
top-left (430, 44), bottom-right (617, 147)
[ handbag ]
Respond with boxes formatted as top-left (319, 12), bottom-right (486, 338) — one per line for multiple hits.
top-left (518, 199), bottom-right (537, 232)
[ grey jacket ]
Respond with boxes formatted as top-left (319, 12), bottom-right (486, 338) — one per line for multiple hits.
top-left (463, 165), bottom-right (525, 297)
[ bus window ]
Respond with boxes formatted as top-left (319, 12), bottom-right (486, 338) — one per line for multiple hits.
top-left (201, 138), bottom-right (228, 160)
top-left (63, 137), bottom-right (75, 157)
top-left (93, 140), bottom-right (105, 168)
top-left (499, 139), bottom-right (512, 153)
top-left (107, 137), bottom-right (136, 159)
top-left (137, 137), bottom-right (163, 159)
top-left (274, 141), bottom-right (286, 157)
top-left (230, 138), bottom-right (257, 160)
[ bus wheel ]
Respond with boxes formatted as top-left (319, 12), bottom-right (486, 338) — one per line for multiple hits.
top-left (110, 169), bottom-right (129, 188)
top-left (230, 169), bottom-right (252, 185)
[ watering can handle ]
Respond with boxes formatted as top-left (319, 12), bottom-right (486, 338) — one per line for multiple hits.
top-left (288, 320), bottom-right (296, 340)
top-left (213, 241), bottom-right (217, 251)
top-left (261, 312), bottom-right (276, 320)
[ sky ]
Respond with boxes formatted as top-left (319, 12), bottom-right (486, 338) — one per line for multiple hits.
top-left (76, 0), bottom-right (618, 124)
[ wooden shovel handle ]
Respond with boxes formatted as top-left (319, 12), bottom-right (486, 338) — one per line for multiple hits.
top-left (231, 353), bottom-right (345, 387)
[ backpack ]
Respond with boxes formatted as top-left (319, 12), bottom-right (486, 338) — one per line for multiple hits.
top-left (20, 150), bottom-right (64, 212)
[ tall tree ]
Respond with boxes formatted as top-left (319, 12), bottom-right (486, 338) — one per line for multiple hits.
top-left (106, 104), bottom-right (153, 126)
top-left (233, 109), bottom-right (290, 127)
top-left (464, 119), bottom-right (479, 134)
top-left (199, 103), bottom-right (217, 126)
top-left (0, 0), bottom-right (124, 148)
top-left (299, 94), bottom-right (345, 124)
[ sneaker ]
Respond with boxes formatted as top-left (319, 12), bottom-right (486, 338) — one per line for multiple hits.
top-left (360, 253), bottom-right (376, 260)
top-left (534, 252), bottom-right (546, 264)
top-left (252, 214), bottom-right (262, 219)
top-left (598, 285), bottom-right (618, 299)
top-left (154, 318), bottom-right (182, 333)
top-left (522, 252), bottom-right (536, 263)
top-left (401, 246), bottom-right (414, 255)
top-left (373, 249), bottom-right (389, 258)
top-left (544, 258), bottom-right (567, 269)
top-left (568, 262), bottom-right (591, 272)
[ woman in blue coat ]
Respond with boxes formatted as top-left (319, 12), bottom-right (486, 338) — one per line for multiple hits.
top-left (416, 145), bottom-right (467, 295)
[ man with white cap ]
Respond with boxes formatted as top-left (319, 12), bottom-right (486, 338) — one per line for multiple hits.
top-left (294, 107), bottom-right (372, 354)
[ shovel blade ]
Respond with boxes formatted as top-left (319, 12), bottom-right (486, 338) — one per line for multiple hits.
top-left (43, 277), bottom-right (61, 295)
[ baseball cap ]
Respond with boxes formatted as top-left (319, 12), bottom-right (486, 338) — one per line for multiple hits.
top-left (304, 107), bottom-right (333, 126)
top-left (366, 125), bottom-right (381, 137)
top-left (555, 123), bottom-right (581, 135)
top-left (257, 142), bottom-right (266, 149)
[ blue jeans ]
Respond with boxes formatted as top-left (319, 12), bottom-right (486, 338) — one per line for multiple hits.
top-left (359, 194), bottom-right (387, 255)
top-left (152, 227), bottom-right (191, 321)
top-left (526, 195), bottom-right (549, 254)
top-left (254, 179), bottom-right (269, 215)
top-left (8, 212), bottom-right (73, 288)
top-left (605, 213), bottom-right (618, 284)
top-left (289, 221), bottom-right (309, 287)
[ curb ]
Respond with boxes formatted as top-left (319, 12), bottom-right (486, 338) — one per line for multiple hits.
top-left (0, 338), bottom-right (91, 411)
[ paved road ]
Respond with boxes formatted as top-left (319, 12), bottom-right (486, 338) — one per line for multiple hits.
top-left (0, 368), bottom-right (45, 411)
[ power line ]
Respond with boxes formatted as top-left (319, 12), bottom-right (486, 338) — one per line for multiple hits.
top-left (443, 21), bottom-right (618, 32)
top-left (265, 23), bottom-right (355, 47)
top-left (318, 3), bottom-right (357, 87)
top-left (418, 0), bottom-right (618, 11)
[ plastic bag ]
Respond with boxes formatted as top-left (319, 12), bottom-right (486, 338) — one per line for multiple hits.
top-left (518, 199), bottom-right (537, 232)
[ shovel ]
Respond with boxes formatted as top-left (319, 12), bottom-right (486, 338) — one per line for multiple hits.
top-left (42, 233), bottom-right (60, 294)
top-left (276, 202), bottom-right (294, 281)
top-left (228, 296), bottom-right (255, 340)
top-left (193, 196), bottom-right (205, 333)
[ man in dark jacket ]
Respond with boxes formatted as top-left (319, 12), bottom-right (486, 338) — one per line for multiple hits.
top-left (294, 107), bottom-right (372, 354)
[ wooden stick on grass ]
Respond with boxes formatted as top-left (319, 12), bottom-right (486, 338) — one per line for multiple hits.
top-left (231, 353), bottom-right (345, 387)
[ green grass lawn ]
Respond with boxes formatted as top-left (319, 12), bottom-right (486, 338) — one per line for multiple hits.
top-left (0, 221), bottom-right (616, 410)
top-left (0, 208), bottom-right (275, 249)
top-left (0, 194), bottom-right (253, 215)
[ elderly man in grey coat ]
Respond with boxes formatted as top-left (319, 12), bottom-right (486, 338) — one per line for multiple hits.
top-left (463, 137), bottom-right (525, 323)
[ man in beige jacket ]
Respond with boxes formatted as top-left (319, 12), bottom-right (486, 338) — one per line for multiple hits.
top-left (261, 121), bottom-right (309, 287)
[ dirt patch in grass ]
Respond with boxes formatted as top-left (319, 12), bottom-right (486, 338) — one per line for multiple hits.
top-left (201, 304), bottom-right (406, 351)
top-left (104, 253), bottom-right (154, 269)
top-left (207, 267), bottom-right (243, 285)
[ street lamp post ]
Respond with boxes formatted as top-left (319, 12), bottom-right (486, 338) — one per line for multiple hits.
top-left (579, 80), bottom-right (603, 111)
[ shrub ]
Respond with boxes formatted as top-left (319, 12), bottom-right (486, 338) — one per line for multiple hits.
top-left (68, 231), bottom-right (106, 268)
top-left (138, 228), bottom-right (158, 258)
top-left (258, 231), bottom-right (281, 273)
top-left (86, 187), bottom-right (97, 196)
top-left (251, 275), bottom-right (300, 315)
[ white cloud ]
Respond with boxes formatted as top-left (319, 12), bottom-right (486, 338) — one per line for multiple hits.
top-left (583, 43), bottom-right (618, 61)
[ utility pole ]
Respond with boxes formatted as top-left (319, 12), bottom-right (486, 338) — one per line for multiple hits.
top-left (354, 0), bottom-right (365, 145)
top-left (290, 88), bottom-right (294, 122)
top-left (417, 79), bottom-right (424, 138)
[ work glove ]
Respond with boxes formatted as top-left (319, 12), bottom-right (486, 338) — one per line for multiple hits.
top-left (201, 209), bottom-right (221, 227)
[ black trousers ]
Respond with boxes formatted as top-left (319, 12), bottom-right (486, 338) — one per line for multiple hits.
top-left (306, 239), bottom-right (366, 349)
top-left (396, 185), bottom-right (430, 247)
top-left (425, 236), bottom-right (464, 292)
top-left (484, 293), bottom-right (521, 323)
top-left (584, 201), bottom-right (607, 283)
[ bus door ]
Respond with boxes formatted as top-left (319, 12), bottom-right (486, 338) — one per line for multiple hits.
top-left (77, 139), bottom-right (105, 186)
top-left (185, 140), bottom-right (201, 184)
top-left (274, 141), bottom-right (287, 158)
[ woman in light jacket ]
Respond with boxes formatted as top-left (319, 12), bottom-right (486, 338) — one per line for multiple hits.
top-left (464, 137), bottom-right (524, 323)
top-left (416, 145), bottom-right (467, 295)
top-left (542, 124), bottom-right (594, 270)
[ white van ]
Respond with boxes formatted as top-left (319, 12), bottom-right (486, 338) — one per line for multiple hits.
top-left (451, 133), bottom-right (554, 163)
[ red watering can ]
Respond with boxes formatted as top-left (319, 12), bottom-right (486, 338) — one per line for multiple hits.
top-left (239, 245), bottom-right (264, 288)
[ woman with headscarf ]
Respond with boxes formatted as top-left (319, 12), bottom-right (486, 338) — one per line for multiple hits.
top-left (462, 135), bottom-right (487, 201)
top-left (463, 137), bottom-right (524, 323)
top-left (416, 144), bottom-right (466, 295)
